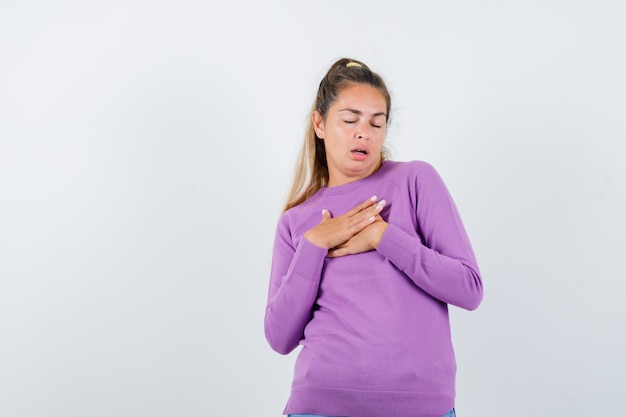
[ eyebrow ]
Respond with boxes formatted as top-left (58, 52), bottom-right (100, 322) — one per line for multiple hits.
top-left (339, 108), bottom-right (387, 118)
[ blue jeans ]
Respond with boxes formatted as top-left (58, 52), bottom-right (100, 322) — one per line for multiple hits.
top-left (289, 409), bottom-right (456, 417)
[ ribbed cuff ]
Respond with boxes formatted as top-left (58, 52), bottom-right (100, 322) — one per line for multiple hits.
top-left (376, 223), bottom-right (421, 271)
top-left (290, 237), bottom-right (328, 281)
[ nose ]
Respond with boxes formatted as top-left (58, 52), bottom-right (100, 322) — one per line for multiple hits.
top-left (355, 124), bottom-right (371, 140)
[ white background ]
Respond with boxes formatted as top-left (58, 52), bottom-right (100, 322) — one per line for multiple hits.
top-left (1, 1), bottom-right (625, 416)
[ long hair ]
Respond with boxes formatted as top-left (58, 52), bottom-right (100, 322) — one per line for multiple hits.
top-left (283, 58), bottom-right (391, 212)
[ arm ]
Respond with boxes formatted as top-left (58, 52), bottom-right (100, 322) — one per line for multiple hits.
top-left (264, 215), bottom-right (327, 355)
top-left (264, 198), bottom-right (386, 354)
top-left (376, 163), bottom-right (483, 310)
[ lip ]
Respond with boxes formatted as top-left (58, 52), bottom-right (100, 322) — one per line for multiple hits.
top-left (350, 147), bottom-right (369, 161)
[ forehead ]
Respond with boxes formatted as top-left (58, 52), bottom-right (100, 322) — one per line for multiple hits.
top-left (332, 83), bottom-right (388, 114)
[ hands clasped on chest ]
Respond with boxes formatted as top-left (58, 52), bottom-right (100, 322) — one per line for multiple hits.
top-left (303, 195), bottom-right (390, 258)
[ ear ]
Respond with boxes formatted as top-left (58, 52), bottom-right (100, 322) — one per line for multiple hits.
top-left (312, 110), bottom-right (325, 139)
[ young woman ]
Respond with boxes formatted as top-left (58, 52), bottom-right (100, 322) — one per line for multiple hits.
top-left (264, 58), bottom-right (483, 417)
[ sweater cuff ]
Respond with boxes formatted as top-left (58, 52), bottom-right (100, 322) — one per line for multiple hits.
top-left (290, 237), bottom-right (328, 281)
top-left (376, 223), bottom-right (421, 271)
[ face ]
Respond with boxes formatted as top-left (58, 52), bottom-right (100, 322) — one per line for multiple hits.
top-left (313, 83), bottom-right (388, 187)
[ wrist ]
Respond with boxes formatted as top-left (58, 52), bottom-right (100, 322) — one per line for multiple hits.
top-left (372, 221), bottom-right (389, 248)
top-left (304, 230), bottom-right (330, 249)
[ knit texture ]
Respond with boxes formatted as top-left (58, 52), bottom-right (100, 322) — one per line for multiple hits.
top-left (265, 160), bottom-right (483, 417)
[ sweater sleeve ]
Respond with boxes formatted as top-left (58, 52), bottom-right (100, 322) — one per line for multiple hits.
top-left (264, 214), bottom-right (328, 354)
top-left (376, 163), bottom-right (483, 310)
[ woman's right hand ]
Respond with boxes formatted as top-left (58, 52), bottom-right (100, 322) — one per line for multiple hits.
top-left (303, 196), bottom-right (386, 250)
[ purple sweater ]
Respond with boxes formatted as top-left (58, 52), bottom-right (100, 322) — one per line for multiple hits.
top-left (265, 160), bottom-right (483, 417)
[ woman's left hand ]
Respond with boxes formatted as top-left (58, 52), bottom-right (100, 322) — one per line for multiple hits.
top-left (326, 216), bottom-right (389, 258)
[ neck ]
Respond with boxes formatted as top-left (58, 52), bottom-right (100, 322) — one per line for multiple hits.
top-left (327, 160), bottom-right (383, 187)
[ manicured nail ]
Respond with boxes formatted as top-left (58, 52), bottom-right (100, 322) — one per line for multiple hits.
top-left (370, 195), bottom-right (378, 202)
top-left (376, 199), bottom-right (386, 209)
top-left (369, 216), bottom-right (375, 222)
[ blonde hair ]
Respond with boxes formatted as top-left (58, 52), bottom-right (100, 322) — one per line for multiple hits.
top-left (283, 58), bottom-right (391, 211)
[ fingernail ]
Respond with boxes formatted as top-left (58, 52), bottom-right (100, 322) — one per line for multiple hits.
top-left (369, 216), bottom-right (375, 222)
top-left (370, 195), bottom-right (378, 202)
top-left (322, 209), bottom-right (328, 215)
top-left (376, 199), bottom-right (386, 208)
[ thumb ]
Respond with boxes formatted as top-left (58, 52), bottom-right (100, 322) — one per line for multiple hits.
top-left (320, 209), bottom-right (332, 221)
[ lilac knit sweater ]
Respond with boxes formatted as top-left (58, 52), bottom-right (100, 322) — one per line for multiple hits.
top-left (265, 160), bottom-right (483, 417)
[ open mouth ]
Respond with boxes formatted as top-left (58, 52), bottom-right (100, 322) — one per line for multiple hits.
top-left (351, 149), bottom-right (368, 155)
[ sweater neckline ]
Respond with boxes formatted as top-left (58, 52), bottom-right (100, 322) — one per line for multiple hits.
top-left (316, 160), bottom-right (393, 197)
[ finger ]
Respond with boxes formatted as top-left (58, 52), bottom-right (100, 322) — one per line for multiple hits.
top-left (345, 195), bottom-right (378, 217)
top-left (358, 199), bottom-right (387, 225)
top-left (369, 199), bottom-right (386, 215)
top-left (321, 209), bottom-right (332, 220)
top-left (342, 199), bottom-right (386, 236)
top-left (327, 246), bottom-right (346, 258)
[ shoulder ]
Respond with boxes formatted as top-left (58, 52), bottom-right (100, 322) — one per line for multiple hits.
top-left (382, 159), bottom-right (442, 184)
top-left (277, 193), bottom-right (322, 234)
top-left (281, 192), bottom-right (321, 220)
